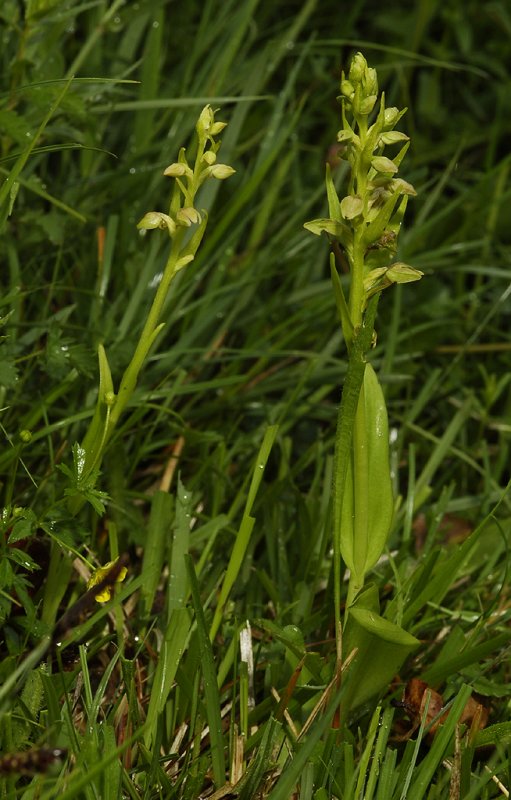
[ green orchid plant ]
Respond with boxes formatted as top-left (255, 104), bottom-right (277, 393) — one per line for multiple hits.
top-left (43, 107), bottom-right (234, 627)
top-left (68, 105), bottom-right (234, 512)
top-left (305, 53), bottom-right (423, 715)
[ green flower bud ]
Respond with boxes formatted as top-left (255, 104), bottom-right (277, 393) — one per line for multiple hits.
top-left (340, 79), bottom-right (355, 100)
top-left (208, 164), bottom-right (236, 180)
top-left (19, 429), bottom-right (32, 443)
top-left (337, 129), bottom-right (353, 143)
top-left (390, 178), bottom-right (417, 196)
top-left (359, 95), bottom-right (377, 115)
top-left (210, 121), bottom-right (228, 135)
top-left (365, 67), bottom-right (378, 96)
top-left (201, 150), bottom-right (217, 165)
top-left (163, 162), bottom-right (192, 178)
top-left (386, 263), bottom-right (424, 283)
top-left (176, 207), bottom-right (201, 226)
top-left (383, 107), bottom-right (400, 127)
top-left (196, 104), bottom-right (214, 137)
top-left (340, 194), bottom-right (364, 220)
top-left (371, 156), bottom-right (398, 174)
top-left (349, 52), bottom-right (367, 83)
top-left (378, 130), bottom-right (409, 146)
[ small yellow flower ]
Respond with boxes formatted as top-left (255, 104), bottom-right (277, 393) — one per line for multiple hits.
top-left (87, 559), bottom-right (128, 603)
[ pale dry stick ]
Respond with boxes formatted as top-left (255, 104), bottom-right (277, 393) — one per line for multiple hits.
top-left (159, 434), bottom-right (186, 492)
top-left (441, 759), bottom-right (510, 799)
top-left (165, 721), bottom-right (188, 779)
top-left (270, 687), bottom-right (300, 739)
top-left (298, 647), bottom-right (359, 739)
top-left (484, 768), bottom-right (510, 798)
top-left (208, 782), bottom-right (238, 800)
top-left (230, 724), bottom-right (245, 786)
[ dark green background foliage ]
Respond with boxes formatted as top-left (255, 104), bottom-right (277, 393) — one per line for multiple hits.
top-left (1, 0), bottom-right (511, 797)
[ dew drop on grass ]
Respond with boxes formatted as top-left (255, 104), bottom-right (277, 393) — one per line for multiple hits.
top-left (129, 167), bottom-right (136, 174)
top-left (152, 20), bottom-right (160, 28)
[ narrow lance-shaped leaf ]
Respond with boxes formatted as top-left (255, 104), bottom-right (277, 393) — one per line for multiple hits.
top-left (330, 254), bottom-right (354, 348)
top-left (325, 162), bottom-right (342, 222)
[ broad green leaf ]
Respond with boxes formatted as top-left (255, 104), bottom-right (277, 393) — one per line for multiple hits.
top-left (340, 363), bottom-right (393, 587)
top-left (342, 585), bottom-right (419, 712)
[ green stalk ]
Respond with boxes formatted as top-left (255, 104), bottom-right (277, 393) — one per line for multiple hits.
top-left (107, 230), bottom-right (185, 435)
top-left (349, 234), bottom-right (366, 328)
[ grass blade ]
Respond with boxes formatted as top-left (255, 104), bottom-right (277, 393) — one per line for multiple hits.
top-left (210, 425), bottom-right (278, 640)
top-left (187, 554), bottom-right (226, 788)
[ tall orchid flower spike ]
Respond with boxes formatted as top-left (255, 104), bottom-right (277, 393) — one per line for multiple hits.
top-left (305, 53), bottom-right (421, 716)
